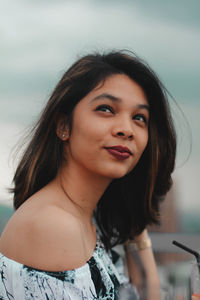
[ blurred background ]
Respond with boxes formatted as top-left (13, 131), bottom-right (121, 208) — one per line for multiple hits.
top-left (0, 0), bottom-right (200, 295)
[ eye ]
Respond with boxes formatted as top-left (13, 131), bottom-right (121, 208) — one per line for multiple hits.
top-left (133, 114), bottom-right (148, 124)
top-left (95, 104), bottom-right (114, 113)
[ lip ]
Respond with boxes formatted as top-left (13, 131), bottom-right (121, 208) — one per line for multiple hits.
top-left (105, 145), bottom-right (133, 160)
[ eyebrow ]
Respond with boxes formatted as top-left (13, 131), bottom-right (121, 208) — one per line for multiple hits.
top-left (91, 93), bottom-right (149, 111)
top-left (91, 93), bottom-right (121, 103)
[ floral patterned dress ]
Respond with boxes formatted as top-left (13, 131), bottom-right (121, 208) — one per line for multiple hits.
top-left (0, 235), bottom-right (137, 300)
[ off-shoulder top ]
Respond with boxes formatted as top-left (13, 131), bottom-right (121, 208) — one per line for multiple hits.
top-left (0, 234), bottom-right (135, 300)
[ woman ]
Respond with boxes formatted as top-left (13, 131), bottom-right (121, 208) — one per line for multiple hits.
top-left (0, 51), bottom-right (176, 299)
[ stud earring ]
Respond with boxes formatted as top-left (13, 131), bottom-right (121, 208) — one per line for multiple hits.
top-left (62, 133), bottom-right (66, 139)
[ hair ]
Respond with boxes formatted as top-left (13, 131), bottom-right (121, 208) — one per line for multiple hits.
top-left (12, 50), bottom-right (176, 249)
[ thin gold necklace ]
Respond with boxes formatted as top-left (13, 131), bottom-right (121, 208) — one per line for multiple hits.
top-left (59, 174), bottom-right (96, 233)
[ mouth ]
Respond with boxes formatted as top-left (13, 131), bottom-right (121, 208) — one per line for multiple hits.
top-left (105, 145), bottom-right (133, 160)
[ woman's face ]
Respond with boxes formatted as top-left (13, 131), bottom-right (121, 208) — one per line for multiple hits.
top-left (64, 74), bottom-right (149, 180)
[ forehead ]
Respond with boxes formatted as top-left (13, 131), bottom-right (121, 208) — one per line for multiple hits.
top-left (82, 74), bottom-right (149, 106)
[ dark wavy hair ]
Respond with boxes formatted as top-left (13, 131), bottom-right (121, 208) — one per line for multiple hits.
top-left (12, 50), bottom-right (176, 249)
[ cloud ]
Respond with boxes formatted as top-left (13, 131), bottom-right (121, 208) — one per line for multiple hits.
top-left (1, 0), bottom-right (199, 75)
top-left (0, 121), bottom-right (24, 204)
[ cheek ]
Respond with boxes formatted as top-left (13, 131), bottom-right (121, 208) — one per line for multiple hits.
top-left (69, 126), bottom-right (99, 160)
top-left (143, 133), bottom-right (149, 151)
top-left (138, 130), bottom-right (148, 153)
top-left (73, 117), bottom-right (108, 144)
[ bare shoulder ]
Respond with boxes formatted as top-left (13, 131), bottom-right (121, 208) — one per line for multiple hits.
top-left (0, 204), bottom-right (85, 271)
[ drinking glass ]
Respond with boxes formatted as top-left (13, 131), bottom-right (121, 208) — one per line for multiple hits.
top-left (191, 261), bottom-right (200, 299)
top-left (119, 283), bottom-right (171, 300)
top-left (172, 285), bottom-right (188, 300)
top-left (140, 286), bottom-right (171, 300)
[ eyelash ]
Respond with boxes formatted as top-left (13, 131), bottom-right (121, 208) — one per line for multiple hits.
top-left (133, 114), bottom-right (148, 124)
top-left (95, 105), bottom-right (148, 124)
top-left (95, 104), bottom-right (114, 113)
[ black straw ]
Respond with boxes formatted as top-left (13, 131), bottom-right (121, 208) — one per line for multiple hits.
top-left (172, 240), bottom-right (200, 265)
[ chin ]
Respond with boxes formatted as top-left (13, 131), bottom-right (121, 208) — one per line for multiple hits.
top-left (93, 163), bottom-right (136, 180)
top-left (106, 169), bottom-right (130, 179)
top-left (110, 165), bottom-right (137, 179)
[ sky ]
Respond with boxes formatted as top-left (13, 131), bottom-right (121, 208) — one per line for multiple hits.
top-left (0, 0), bottom-right (200, 218)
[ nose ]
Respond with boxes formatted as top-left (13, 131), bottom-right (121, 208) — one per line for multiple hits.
top-left (115, 131), bottom-right (133, 140)
top-left (112, 119), bottom-right (134, 140)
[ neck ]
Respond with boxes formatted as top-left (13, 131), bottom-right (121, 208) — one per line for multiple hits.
top-left (55, 162), bottom-right (112, 222)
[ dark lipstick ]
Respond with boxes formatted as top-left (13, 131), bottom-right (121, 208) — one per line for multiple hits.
top-left (105, 145), bottom-right (132, 160)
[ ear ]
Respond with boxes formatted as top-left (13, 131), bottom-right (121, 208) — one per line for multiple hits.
top-left (56, 113), bottom-right (69, 141)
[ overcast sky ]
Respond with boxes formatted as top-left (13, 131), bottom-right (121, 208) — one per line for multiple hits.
top-left (1, 0), bottom-right (200, 102)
